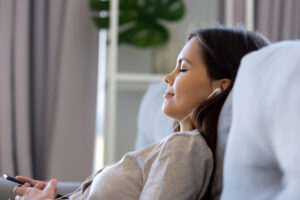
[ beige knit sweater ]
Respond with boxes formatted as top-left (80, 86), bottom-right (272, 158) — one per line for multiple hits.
top-left (69, 131), bottom-right (213, 200)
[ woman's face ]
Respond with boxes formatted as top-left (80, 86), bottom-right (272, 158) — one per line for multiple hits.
top-left (162, 37), bottom-right (218, 121)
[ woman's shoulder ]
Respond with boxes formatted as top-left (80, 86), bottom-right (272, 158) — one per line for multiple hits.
top-left (128, 129), bottom-right (212, 166)
top-left (136, 130), bottom-right (210, 152)
top-left (161, 130), bottom-right (212, 157)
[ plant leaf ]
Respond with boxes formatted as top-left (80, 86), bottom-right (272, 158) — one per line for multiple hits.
top-left (119, 9), bottom-right (139, 25)
top-left (89, 0), bottom-right (185, 48)
top-left (89, 0), bottom-right (109, 11)
top-left (93, 17), bottom-right (109, 29)
top-left (156, 0), bottom-right (185, 21)
top-left (119, 20), bottom-right (169, 48)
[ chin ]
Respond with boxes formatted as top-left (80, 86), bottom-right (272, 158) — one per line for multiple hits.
top-left (162, 106), bottom-right (181, 122)
top-left (162, 104), bottom-right (173, 118)
top-left (162, 105), bottom-right (170, 117)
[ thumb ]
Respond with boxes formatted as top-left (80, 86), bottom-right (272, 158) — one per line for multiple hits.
top-left (44, 179), bottom-right (57, 196)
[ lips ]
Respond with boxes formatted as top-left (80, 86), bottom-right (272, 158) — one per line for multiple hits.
top-left (164, 89), bottom-right (175, 98)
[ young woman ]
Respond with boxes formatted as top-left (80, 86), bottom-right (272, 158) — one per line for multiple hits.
top-left (13, 27), bottom-right (269, 200)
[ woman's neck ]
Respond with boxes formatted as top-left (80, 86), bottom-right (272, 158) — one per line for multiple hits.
top-left (179, 119), bottom-right (193, 132)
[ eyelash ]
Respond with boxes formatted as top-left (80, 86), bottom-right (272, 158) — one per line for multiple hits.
top-left (179, 69), bottom-right (187, 72)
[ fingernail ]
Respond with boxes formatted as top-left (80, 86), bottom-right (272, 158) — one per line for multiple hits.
top-left (51, 179), bottom-right (57, 184)
top-left (40, 182), bottom-right (46, 187)
top-left (24, 183), bottom-right (30, 187)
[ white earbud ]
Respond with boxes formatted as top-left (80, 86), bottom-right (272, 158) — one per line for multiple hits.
top-left (207, 87), bottom-right (222, 99)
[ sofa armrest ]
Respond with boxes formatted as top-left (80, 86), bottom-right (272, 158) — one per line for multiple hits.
top-left (0, 177), bottom-right (81, 199)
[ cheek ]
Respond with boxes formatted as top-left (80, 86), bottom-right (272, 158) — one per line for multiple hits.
top-left (176, 78), bottom-right (199, 102)
top-left (162, 75), bottom-right (212, 120)
top-left (162, 78), bottom-right (198, 119)
top-left (175, 76), bottom-right (211, 107)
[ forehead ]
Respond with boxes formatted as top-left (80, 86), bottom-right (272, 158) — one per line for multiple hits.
top-left (177, 37), bottom-right (202, 62)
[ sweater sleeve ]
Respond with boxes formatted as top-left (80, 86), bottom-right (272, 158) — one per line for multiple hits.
top-left (139, 133), bottom-right (213, 200)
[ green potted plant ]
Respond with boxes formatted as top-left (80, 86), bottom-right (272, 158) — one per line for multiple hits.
top-left (89, 0), bottom-right (185, 48)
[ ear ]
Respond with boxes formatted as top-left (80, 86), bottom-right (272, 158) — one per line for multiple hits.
top-left (220, 78), bottom-right (231, 91)
top-left (211, 78), bottom-right (231, 91)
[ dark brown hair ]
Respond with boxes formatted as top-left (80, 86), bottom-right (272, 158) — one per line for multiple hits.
top-left (175, 26), bottom-right (270, 199)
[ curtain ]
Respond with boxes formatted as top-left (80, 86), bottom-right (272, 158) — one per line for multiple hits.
top-left (0, 0), bottom-right (98, 181)
top-left (29, 0), bottom-right (66, 181)
top-left (255, 0), bottom-right (300, 42)
top-left (0, 0), bottom-right (32, 178)
top-left (219, 0), bottom-right (300, 41)
top-left (47, 0), bottom-right (99, 182)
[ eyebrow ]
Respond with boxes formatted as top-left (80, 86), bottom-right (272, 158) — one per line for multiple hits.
top-left (179, 57), bottom-right (192, 65)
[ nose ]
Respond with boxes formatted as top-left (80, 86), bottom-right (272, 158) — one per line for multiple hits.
top-left (164, 71), bottom-right (175, 85)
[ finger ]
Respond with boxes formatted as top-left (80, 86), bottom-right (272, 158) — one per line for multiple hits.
top-left (16, 176), bottom-right (39, 185)
top-left (16, 176), bottom-right (45, 190)
top-left (13, 185), bottom-right (28, 196)
top-left (34, 181), bottom-right (46, 190)
top-left (23, 183), bottom-right (30, 187)
top-left (44, 179), bottom-right (57, 196)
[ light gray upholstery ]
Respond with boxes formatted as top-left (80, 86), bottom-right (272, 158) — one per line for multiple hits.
top-left (221, 41), bottom-right (300, 200)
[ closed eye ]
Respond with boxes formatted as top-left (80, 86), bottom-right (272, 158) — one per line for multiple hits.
top-left (179, 69), bottom-right (187, 72)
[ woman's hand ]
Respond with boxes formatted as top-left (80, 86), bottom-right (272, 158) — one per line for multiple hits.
top-left (13, 179), bottom-right (57, 200)
top-left (16, 176), bottom-right (46, 190)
